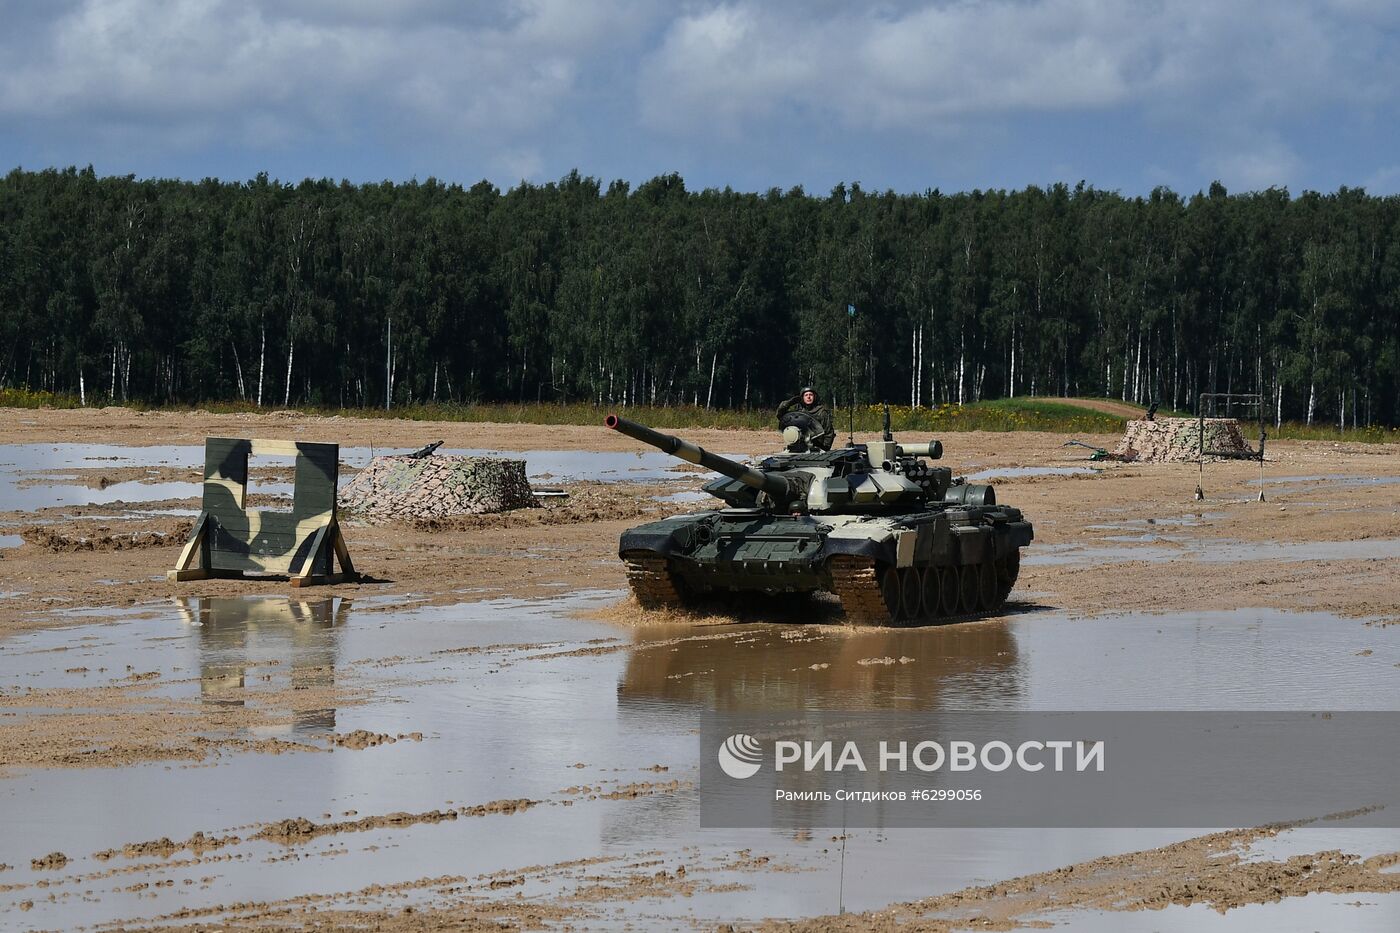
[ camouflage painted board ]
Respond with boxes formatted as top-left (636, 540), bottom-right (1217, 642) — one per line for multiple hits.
top-left (169, 438), bottom-right (358, 587)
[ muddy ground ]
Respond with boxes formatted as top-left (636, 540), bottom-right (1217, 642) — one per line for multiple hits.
top-left (0, 406), bottom-right (1398, 930)
top-left (4, 406), bottom-right (1400, 635)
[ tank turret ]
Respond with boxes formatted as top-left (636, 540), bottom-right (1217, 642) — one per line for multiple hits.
top-left (607, 413), bottom-right (989, 513)
top-left (606, 413), bottom-right (1033, 626)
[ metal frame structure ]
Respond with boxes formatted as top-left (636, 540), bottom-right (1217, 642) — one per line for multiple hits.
top-left (1195, 393), bottom-right (1268, 501)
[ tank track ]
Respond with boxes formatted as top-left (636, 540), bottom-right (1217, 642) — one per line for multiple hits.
top-left (828, 554), bottom-right (1013, 626)
top-left (623, 556), bottom-right (687, 608)
top-left (828, 555), bottom-right (892, 625)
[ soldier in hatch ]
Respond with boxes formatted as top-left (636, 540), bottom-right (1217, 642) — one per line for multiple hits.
top-left (776, 386), bottom-right (836, 451)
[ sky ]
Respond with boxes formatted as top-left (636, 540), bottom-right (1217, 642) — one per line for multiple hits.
top-left (2, 0), bottom-right (1399, 196)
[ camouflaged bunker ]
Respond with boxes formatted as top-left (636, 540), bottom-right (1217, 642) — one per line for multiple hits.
top-left (606, 414), bottom-right (1033, 625)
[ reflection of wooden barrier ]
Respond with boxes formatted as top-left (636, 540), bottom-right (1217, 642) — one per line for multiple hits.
top-left (173, 596), bottom-right (345, 733)
top-left (169, 438), bottom-right (357, 587)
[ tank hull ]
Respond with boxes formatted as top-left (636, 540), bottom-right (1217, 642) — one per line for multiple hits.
top-left (620, 505), bottom-right (1033, 625)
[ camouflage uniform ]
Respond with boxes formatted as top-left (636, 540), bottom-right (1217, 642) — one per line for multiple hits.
top-left (777, 388), bottom-right (836, 451)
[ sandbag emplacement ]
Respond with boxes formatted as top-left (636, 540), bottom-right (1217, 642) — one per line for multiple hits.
top-left (339, 455), bottom-right (538, 523)
top-left (1113, 418), bottom-right (1257, 463)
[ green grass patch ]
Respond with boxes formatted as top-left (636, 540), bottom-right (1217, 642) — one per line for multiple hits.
top-left (1269, 421), bottom-right (1400, 443)
top-left (0, 387), bottom-right (84, 409)
top-left (4, 390), bottom-right (1400, 443)
top-left (294, 399), bottom-right (1127, 435)
top-left (970, 397), bottom-right (1117, 417)
top-left (962, 398), bottom-right (1125, 432)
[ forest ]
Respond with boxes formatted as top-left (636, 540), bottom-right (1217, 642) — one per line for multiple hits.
top-left (1, 166), bottom-right (1397, 428)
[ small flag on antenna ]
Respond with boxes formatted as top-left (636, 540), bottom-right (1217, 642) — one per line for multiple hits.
top-left (847, 303), bottom-right (856, 317)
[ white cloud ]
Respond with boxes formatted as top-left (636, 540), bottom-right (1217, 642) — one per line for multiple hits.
top-left (0, 0), bottom-right (662, 154)
top-left (639, 0), bottom-right (1400, 137)
top-left (494, 147), bottom-right (545, 182)
top-left (3, 0), bottom-right (1399, 190)
top-left (1202, 137), bottom-right (1303, 192)
top-left (1362, 164), bottom-right (1400, 195)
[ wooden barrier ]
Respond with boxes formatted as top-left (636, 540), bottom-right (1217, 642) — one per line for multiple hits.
top-left (169, 438), bottom-right (358, 587)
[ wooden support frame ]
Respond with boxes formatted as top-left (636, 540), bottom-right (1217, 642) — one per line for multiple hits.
top-left (169, 513), bottom-right (247, 581)
top-left (289, 516), bottom-right (357, 587)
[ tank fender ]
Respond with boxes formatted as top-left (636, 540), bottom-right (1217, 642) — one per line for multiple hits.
top-left (952, 524), bottom-right (994, 564)
top-left (1000, 520), bottom-right (1034, 551)
top-left (617, 515), bottom-right (719, 558)
top-left (913, 514), bottom-right (955, 564)
top-left (819, 535), bottom-right (896, 565)
top-left (894, 530), bottom-right (917, 567)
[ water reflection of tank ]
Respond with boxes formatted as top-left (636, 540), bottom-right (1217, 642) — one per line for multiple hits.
top-left (607, 622), bottom-right (1024, 843)
top-left (617, 620), bottom-right (1022, 713)
top-left (174, 596), bottom-right (347, 734)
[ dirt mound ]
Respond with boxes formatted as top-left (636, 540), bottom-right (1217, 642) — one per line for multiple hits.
top-left (331, 730), bottom-right (423, 749)
top-left (340, 454), bottom-right (536, 522)
top-left (20, 521), bottom-right (191, 552)
top-left (253, 799), bottom-right (539, 844)
top-left (31, 851), bottom-right (68, 871)
top-left (1114, 418), bottom-right (1256, 462)
top-left (95, 831), bottom-right (241, 861)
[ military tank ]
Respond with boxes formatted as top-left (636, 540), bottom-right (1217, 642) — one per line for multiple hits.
top-left (607, 412), bottom-right (1033, 625)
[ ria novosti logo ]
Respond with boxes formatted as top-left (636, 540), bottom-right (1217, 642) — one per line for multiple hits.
top-left (716, 733), bottom-right (1107, 779)
top-left (717, 733), bottom-right (763, 779)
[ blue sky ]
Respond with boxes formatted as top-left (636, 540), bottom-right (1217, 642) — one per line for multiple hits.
top-left (3, 0), bottom-right (1399, 195)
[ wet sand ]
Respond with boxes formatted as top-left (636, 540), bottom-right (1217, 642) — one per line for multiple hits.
top-left (0, 406), bottom-right (1398, 930)
top-left (4, 409), bottom-right (1400, 636)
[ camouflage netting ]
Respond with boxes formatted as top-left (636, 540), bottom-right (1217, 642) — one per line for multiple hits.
top-left (1113, 418), bottom-right (1256, 462)
top-left (339, 455), bottom-right (537, 522)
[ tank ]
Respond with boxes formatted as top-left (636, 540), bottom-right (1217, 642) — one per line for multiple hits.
top-left (606, 413), bottom-right (1034, 625)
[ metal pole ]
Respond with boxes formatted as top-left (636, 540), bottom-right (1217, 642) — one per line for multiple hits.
top-left (1195, 392), bottom-right (1205, 500)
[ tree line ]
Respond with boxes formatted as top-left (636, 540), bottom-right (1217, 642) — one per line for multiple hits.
top-left (1, 166), bottom-right (1397, 427)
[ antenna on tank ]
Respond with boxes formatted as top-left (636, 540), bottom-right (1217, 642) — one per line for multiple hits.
top-left (882, 403), bottom-right (892, 442)
top-left (846, 303), bottom-right (857, 447)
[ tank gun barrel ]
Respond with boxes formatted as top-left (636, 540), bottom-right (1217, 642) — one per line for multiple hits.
top-left (606, 414), bottom-right (791, 499)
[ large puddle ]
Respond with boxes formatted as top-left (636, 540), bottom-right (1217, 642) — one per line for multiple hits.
top-left (0, 596), bottom-right (1396, 929)
top-left (0, 440), bottom-right (1140, 516)
top-left (0, 443), bottom-right (731, 513)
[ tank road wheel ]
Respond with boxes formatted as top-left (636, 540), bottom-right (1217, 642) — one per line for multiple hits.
top-left (996, 551), bottom-right (1020, 603)
top-left (957, 565), bottom-right (980, 614)
top-left (880, 567), bottom-right (905, 621)
top-left (937, 566), bottom-right (959, 617)
top-left (898, 567), bottom-right (923, 622)
top-left (828, 555), bottom-right (895, 626)
top-left (919, 566), bottom-right (942, 621)
top-left (978, 560), bottom-right (1000, 611)
top-left (623, 556), bottom-right (688, 609)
